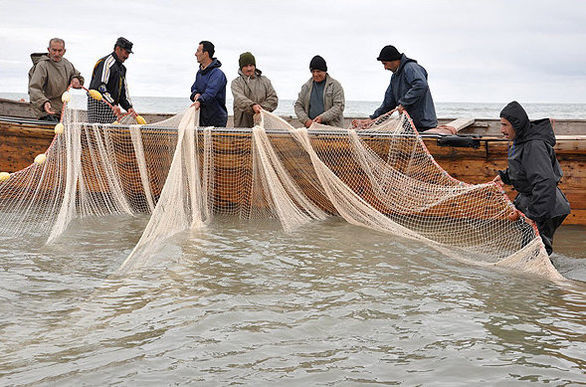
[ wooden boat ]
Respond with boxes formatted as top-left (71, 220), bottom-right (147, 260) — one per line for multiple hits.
top-left (1, 101), bottom-right (585, 225)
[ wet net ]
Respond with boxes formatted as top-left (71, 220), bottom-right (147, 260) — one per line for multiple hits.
top-left (0, 91), bottom-right (564, 281)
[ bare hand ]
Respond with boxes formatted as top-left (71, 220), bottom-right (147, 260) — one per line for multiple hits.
top-left (127, 107), bottom-right (138, 118)
top-left (191, 101), bottom-right (201, 110)
top-left (252, 104), bottom-right (262, 114)
top-left (313, 116), bottom-right (323, 124)
top-left (492, 175), bottom-right (504, 188)
top-left (508, 209), bottom-right (521, 221)
top-left (43, 101), bottom-right (55, 115)
top-left (304, 119), bottom-right (313, 128)
top-left (71, 78), bottom-right (82, 89)
top-left (397, 105), bottom-right (405, 114)
top-left (352, 118), bottom-right (372, 129)
top-left (112, 105), bottom-right (122, 118)
top-left (193, 93), bottom-right (201, 101)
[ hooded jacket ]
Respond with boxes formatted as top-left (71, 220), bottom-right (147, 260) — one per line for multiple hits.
top-left (371, 54), bottom-right (437, 130)
top-left (89, 52), bottom-right (132, 110)
top-left (294, 74), bottom-right (345, 128)
top-left (190, 58), bottom-right (228, 127)
top-left (498, 101), bottom-right (570, 222)
top-left (231, 68), bottom-right (278, 128)
top-left (28, 53), bottom-right (84, 118)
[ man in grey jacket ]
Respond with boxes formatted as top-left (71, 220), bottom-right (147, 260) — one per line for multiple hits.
top-left (294, 55), bottom-right (345, 128)
top-left (28, 38), bottom-right (84, 121)
top-left (355, 45), bottom-right (437, 131)
top-left (231, 52), bottom-right (278, 127)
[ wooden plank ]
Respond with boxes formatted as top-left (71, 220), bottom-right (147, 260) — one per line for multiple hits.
top-left (445, 117), bottom-right (475, 131)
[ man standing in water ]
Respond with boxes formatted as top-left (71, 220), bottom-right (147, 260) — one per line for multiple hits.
top-left (354, 45), bottom-right (437, 131)
top-left (190, 40), bottom-right (228, 127)
top-left (294, 55), bottom-right (345, 128)
top-left (88, 37), bottom-right (136, 123)
top-left (494, 101), bottom-right (570, 256)
top-left (28, 38), bottom-right (84, 121)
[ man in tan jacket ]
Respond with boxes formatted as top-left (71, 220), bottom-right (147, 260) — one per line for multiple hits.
top-left (28, 38), bottom-right (84, 121)
top-left (231, 52), bottom-right (278, 127)
top-left (294, 55), bottom-right (345, 128)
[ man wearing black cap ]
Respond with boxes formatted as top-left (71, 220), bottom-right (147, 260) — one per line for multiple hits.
top-left (355, 45), bottom-right (437, 131)
top-left (88, 37), bottom-right (136, 123)
top-left (294, 55), bottom-right (345, 128)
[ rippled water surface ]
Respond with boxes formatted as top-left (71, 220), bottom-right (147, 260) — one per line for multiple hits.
top-left (1, 216), bottom-right (585, 385)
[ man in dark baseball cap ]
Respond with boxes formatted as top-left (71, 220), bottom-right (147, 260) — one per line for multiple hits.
top-left (87, 37), bottom-right (136, 123)
top-left (115, 37), bottom-right (133, 54)
top-left (354, 44), bottom-right (437, 131)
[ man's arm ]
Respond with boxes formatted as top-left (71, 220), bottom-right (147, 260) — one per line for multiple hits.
top-left (69, 63), bottom-right (84, 88)
top-left (294, 83), bottom-right (311, 126)
top-left (28, 62), bottom-right (50, 111)
top-left (231, 78), bottom-right (256, 113)
top-left (370, 82), bottom-right (396, 119)
top-left (260, 79), bottom-right (278, 112)
top-left (398, 64), bottom-right (428, 108)
top-left (523, 141), bottom-right (558, 221)
top-left (197, 69), bottom-right (227, 104)
top-left (119, 76), bottom-right (133, 111)
top-left (92, 57), bottom-right (116, 104)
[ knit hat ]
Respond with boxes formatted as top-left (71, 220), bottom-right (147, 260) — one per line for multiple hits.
top-left (239, 52), bottom-right (256, 68)
top-left (309, 55), bottom-right (327, 72)
top-left (377, 45), bottom-right (401, 61)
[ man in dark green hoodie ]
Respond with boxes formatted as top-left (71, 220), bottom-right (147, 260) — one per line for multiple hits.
top-left (495, 101), bottom-right (570, 256)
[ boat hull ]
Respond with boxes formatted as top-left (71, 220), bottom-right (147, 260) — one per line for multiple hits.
top-left (1, 116), bottom-right (585, 225)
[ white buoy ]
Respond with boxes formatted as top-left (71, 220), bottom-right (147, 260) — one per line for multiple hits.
top-left (34, 153), bottom-right (47, 165)
top-left (54, 122), bottom-right (64, 134)
top-left (0, 172), bottom-right (10, 182)
top-left (61, 91), bottom-right (71, 103)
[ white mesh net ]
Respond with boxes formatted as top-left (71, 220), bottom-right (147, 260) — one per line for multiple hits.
top-left (0, 92), bottom-right (564, 281)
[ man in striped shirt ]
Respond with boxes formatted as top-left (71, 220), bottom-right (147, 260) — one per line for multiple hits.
top-left (88, 37), bottom-right (136, 123)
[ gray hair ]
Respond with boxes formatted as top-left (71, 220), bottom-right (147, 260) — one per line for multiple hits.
top-left (48, 38), bottom-right (65, 48)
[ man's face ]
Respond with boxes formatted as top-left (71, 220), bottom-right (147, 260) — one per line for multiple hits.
top-left (311, 69), bottom-right (326, 83)
top-left (382, 60), bottom-right (400, 73)
top-left (115, 46), bottom-right (130, 63)
top-left (241, 64), bottom-right (255, 77)
top-left (195, 44), bottom-right (208, 64)
top-left (48, 41), bottom-right (65, 62)
top-left (500, 118), bottom-right (516, 140)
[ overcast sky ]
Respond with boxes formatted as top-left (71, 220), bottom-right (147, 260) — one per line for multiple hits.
top-left (1, 0), bottom-right (585, 103)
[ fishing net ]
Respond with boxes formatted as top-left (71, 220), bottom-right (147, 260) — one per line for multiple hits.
top-left (0, 92), bottom-right (564, 281)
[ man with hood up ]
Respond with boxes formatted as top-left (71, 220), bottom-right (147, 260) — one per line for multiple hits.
top-left (354, 45), bottom-right (437, 131)
top-left (495, 101), bottom-right (570, 256)
top-left (28, 38), bottom-right (84, 121)
top-left (231, 52), bottom-right (278, 128)
top-left (190, 40), bottom-right (228, 127)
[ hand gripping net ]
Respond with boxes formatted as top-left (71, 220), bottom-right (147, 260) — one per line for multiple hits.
top-left (0, 95), bottom-right (563, 281)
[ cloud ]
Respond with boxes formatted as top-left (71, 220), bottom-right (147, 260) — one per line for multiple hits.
top-left (1, 0), bottom-right (585, 103)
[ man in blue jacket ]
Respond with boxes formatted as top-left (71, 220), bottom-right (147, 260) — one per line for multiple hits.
top-left (355, 45), bottom-right (437, 131)
top-left (190, 41), bottom-right (228, 127)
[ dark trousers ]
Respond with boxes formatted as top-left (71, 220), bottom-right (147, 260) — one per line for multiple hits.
top-left (536, 214), bottom-right (568, 255)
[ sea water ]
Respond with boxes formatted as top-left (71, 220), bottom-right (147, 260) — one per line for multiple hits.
top-left (3, 92), bottom-right (586, 119)
top-left (1, 92), bottom-right (585, 384)
top-left (0, 215), bottom-right (584, 385)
